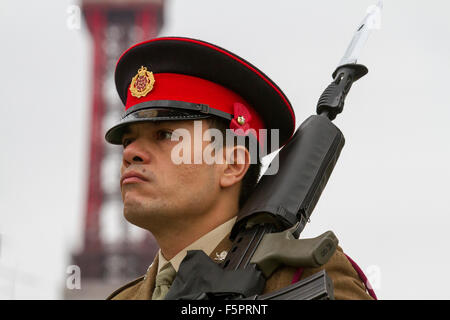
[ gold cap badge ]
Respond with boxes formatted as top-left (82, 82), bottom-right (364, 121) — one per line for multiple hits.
top-left (237, 116), bottom-right (246, 125)
top-left (130, 66), bottom-right (155, 98)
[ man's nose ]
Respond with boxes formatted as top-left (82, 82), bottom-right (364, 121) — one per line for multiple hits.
top-left (122, 139), bottom-right (151, 167)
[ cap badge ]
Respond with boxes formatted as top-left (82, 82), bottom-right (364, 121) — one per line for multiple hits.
top-left (130, 66), bottom-right (155, 98)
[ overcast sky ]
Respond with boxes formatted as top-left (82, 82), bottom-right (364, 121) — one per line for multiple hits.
top-left (1, 0), bottom-right (450, 299)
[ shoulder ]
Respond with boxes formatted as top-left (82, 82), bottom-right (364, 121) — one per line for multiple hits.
top-left (106, 276), bottom-right (145, 300)
top-left (263, 246), bottom-right (374, 300)
top-left (107, 254), bottom-right (159, 300)
top-left (300, 246), bottom-right (374, 300)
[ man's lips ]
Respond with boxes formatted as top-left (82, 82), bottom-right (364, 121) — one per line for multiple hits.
top-left (120, 171), bottom-right (149, 186)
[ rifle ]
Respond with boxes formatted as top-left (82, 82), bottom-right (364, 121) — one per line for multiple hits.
top-left (166, 1), bottom-right (383, 301)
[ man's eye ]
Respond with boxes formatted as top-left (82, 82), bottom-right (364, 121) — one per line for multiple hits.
top-left (156, 130), bottom-right (173, 140)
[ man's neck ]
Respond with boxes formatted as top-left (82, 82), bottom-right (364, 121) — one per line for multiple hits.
top-left (149, 187), bottom-right (240, 260)
top-left (158, 216), bottom-right (237, 272)
top-left (157, 213), bottom-right (236, 261)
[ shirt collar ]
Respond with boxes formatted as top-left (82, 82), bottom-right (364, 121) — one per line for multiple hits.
top-left (157, 216), bottom-right (236, 273)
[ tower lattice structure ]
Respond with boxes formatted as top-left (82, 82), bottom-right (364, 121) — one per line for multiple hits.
top-left (72, 0), bottom-right (164, 286)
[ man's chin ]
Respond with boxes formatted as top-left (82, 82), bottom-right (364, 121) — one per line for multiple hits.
top-left (123, 207), bottom-right (151, 231)
top-left (122, 200), bottom-right (166, 231)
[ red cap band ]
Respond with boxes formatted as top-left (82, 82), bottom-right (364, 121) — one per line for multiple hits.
top-left (125, 72), bottom-right (266, 143)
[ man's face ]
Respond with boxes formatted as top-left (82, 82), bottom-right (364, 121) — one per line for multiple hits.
top-left (119, 120), bottom-right (221, 231)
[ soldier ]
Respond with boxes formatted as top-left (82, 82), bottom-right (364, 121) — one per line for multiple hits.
top-left (104, 37), bottom-right (376, 300)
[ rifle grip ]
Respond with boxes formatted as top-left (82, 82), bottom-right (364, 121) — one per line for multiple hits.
top-left (250, 230), bottom-right (338, 278)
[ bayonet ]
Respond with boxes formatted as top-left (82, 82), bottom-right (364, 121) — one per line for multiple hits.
top-left (317, 1), bottom-right (383, 120)
top-left (338, 0), bottom-right (383, 67)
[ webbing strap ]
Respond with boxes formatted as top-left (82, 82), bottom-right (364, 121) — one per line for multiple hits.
top-left (344, 254), bottom-right (378, 300)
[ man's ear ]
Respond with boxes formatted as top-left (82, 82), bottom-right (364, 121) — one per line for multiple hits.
top-left (219, 145), bottom-right (251, 188)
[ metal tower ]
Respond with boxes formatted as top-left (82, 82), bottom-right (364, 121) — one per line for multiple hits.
top-left (69, 0), bottom-right (164, 298)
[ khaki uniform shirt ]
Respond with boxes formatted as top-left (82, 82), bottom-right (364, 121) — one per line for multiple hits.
top-left (157, 217), bottom-right (237, 274)
top-left (107, 218), bottom-right (373, 300)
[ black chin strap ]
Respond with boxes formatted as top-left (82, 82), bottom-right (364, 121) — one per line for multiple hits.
top-left (123, 100), bottom-right (234, 121)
